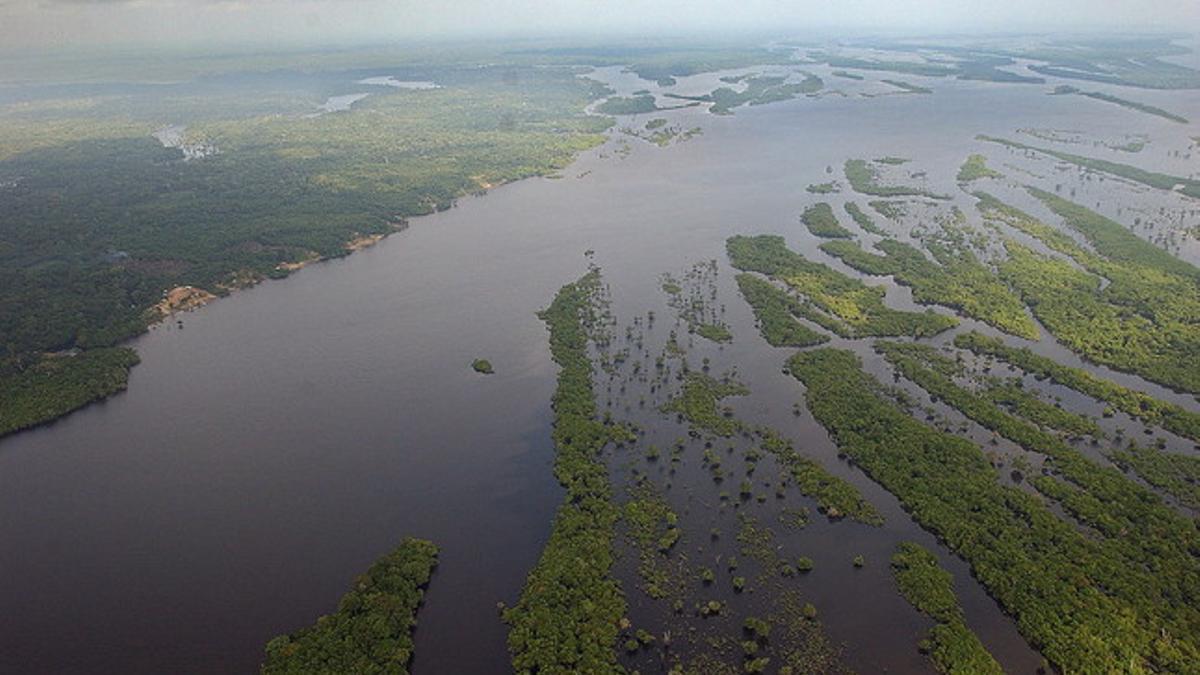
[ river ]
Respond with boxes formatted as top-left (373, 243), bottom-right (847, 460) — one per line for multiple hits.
top-left (1, 60), bottom-right (1197, 673)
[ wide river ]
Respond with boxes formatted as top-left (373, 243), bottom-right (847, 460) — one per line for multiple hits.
top-left (1, 61), bottom-right (1198, 673)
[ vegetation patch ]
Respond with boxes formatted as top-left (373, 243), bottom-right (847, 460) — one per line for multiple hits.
top-left (1108, 445), bottom-right (1200, 509)
top-left (1051, 85), bottom-right (1189, 124)
top-left (773, 591), bottom-right (852, 673)
top-left (597, 94), bottom-right (661, 115)
top-left (661, 372), bottom-right (748, 437)
top-left (875, 340), bottom-right (1200, 589)
top-left (1000, 240), bottom-right (1198, 393)
top-left (0, 347), bottom-right (139, 438)
top-left (869, 200), bottom-right (907, 221)
top-left (695, 323), bottom-right (733, 343)
top-left (801, 203), bottom-right (854, 239)
top-left (623, 483), bottom-right (685, 599)
top-left (815, 38), bottom-right (1195, 88)
top-left (471, 358), bottom-right (494, 375)
top-left (979, 135), bottom-right (1200, 200)
top-left (881, 79), bottom-right (932, 94)
top-left (1015, 38), bottom-right (1200, 88)
top-left (755, 427), bottom-right (883, 525)
top-left (661, 260), bottom-right (733, 343)
top-left (820, 56), bottom-right (955, 78)
top-left (956, 154), bottom-right (1002, 182)
top-left (805, 181), bottom-right (839, 194)
top-left (788, 347), bottom-right (1200, 673)
top-left (976, 192), bottom-right (1200, 393)
top-left (664, 73), bottom-right (822, 115)
top-left (727, 235), bottom-right (956, 338)
top-left (818, 235), bottom-right (1038, 339)
top-left (844, 159), bottom-right (949, 199)
top-left (955, 331), bottom-right (1200, 444)
top-left (622, 120), bottom-right (703, 147)
top-left (504, 270), bottom-right (628, 673)
top-left (262, 538), bottom-right (438, 675)
top-left (844, 202), bottom-right (887, 235)
top-left (733, 273), bottom-right (829, 347)
top-left (1029, 187), bottom-right (1199, 280)
top-left (890, 542), bottom-right (1002, 675)
top-left (980, 382), bottom-right (1101, 437)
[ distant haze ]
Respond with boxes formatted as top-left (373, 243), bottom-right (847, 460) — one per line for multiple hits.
top-left (1, 0), bottom-right (1198, 52)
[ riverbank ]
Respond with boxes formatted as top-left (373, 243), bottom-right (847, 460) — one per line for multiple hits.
top-left (0, 60), bottom-right (614, 442)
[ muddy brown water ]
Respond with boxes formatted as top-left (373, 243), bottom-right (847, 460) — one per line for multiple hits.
top-left (1, 60), bottom-right (1198, 673)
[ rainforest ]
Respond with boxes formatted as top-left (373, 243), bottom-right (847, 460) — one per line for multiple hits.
top-left (1, 11), bottom-right (1199, 675)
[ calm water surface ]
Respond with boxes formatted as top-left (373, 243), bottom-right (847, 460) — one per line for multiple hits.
top-left (1, 62), bottom-right (1197, 673)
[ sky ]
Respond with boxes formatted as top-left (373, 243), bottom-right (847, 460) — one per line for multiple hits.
top-left (0, 0), bottom-right (1197, 52)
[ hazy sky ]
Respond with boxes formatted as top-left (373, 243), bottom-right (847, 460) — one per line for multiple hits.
top-left (1, 0), bottom-right (1197, 51)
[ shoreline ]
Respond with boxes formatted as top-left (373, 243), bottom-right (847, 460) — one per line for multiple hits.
top-left (0, 163), bottom-right (560, 443)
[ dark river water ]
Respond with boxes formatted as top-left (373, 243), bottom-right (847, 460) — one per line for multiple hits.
top-left (1, 61), bottom-right (1198, 674)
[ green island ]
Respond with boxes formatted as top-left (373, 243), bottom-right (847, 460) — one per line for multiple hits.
top-left (820, 56), bottom-right (955, 78)
top-left (979, 135), bottom-right (1200, 200)
top-left (980, 382), bottom-right (1102, 437)
top-left (664, 73), bottom-right (823, 114)
top-left (471, 358), bottom-right (494, 375)
top-left (975, 191), bottom-right (1200, 393)
top-left (1051, 85), bottom-right (1189, 124)
top-left (869, 200), bottom-right (907, 221)
top-left (890, 542), bottom-right (1002, 674)
top-left (805, 181), bottom-right (839, 194)
top-left (756, 427), bottom-right (884, 525)
top-left (661, 371), bottom-right (748, 437)
top-left (695, 324), bottom-right (733, 342)
top-left (800, 202), bottom-right (854, 239)
top-left (727, 235), bottom-right (957, 338)
top-left (623, 119), bottom-right (703, 147)
top-left (1030, 127), bottom-right (1154, 154)
top-left (261, 538), bottom-right (438, 675)
top-left (875, 340), bottom-right (1200, 567)
top-left (844, 202), bottom-right (887, 235)
top-left (956, 154), bottom-right (1003, 182)
top-left (844, 159), bottom-right (950, 199)
top-left (1107, 444), bottom-right (1200, 510)
top-left (504, 269), bottom-right (629, 673)
top-left (734, 273), bottom-right (830, 347)
top-left (881, 79), bottom-right (933, 94)
top-left (818, 234), bottom-right (1039, 339)
top-left (1029, 187), bottom-right (1199, 280)
top-left (787, 347), bottom-right (1200, 673)
top-left (955, 331), bottom-right (1200, 443)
